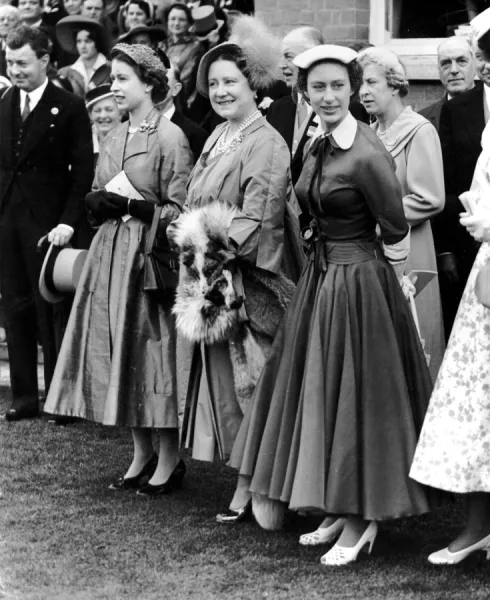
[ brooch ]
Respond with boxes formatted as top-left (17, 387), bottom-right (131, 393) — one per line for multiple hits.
top-left (51, 107), bottom-right (59, 115)
top-left (139, 119), bottom-right (158, 134)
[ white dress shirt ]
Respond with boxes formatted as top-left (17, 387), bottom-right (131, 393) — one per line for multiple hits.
top-left (19, 76), bottom-right (48, 115)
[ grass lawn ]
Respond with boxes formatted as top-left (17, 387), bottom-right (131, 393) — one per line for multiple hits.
top-left (0, 388), bottom-right (489, 600)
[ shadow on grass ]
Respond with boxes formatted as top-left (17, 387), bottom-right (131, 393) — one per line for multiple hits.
top-left (0, 389), bottom-right (488, 600)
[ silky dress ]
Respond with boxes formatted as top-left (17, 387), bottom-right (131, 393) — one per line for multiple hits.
top-left (230, 114), bottom-right (436, 520)
top-left (181, 116), bottom-right (304, 462)
top-left (410, 124), bottom-right (490, 494)
top-left (44, 110), bottom-right (192, 427)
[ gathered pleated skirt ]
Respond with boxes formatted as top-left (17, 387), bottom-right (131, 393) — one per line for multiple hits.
top-left (230, 240), bottom-right (437, 521)
top-left (44, 218), bottom-right (178, 428)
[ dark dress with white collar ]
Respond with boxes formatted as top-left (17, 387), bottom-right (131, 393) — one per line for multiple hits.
top-left (230, 116), bottom-right (437, 520)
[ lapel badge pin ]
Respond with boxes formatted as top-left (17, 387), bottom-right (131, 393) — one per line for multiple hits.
top-left (51, 107), bottom-right (59, 115)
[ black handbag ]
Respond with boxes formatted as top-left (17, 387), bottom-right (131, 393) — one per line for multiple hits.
top-left (143, 204), bottom-right (180, 303)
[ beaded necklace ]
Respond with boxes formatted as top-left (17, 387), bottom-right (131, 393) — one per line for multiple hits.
top-left (216, 110), bottom-right (262, 155)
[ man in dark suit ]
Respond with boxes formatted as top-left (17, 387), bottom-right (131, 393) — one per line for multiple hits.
top-left (433, 38), bottom-right (488, 338)
top-left (159, 62), bottom-right (208, 163)
top-left (420, 36), bottom-right (477, 132)
top-left (0, 26), bottom-right (93, 420)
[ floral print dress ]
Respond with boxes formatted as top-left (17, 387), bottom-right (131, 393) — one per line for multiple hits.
top-left (410, 126), bottom-right (490, 494)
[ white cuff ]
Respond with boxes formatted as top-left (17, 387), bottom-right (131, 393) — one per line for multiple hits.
top-left (383, 229), bottom-right (410, 264)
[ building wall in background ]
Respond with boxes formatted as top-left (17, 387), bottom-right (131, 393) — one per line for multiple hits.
top-left (254, 0), bottom-right (444, 110)
top-left (255, 0), bottom-right (369, 43)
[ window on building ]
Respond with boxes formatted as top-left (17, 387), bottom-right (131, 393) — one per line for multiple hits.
top-left (370, 0), bottom-right (489, 78)
top-left (390, 0), bottom-right (487, 39)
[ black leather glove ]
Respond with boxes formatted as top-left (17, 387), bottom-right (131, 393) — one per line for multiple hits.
top-left (85, 190), bottom-right (128, 219)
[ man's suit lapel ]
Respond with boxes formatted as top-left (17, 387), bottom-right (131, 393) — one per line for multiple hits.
top-left (17, 82), bottom-right (63, 165)
top-left (0, 86), bottom-right (16, 167)
top-left (461, 86), bottom-right (485, 149)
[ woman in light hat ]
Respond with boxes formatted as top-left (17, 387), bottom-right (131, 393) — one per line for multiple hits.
top-left (56, 15), bottom-right (111, 97)
top-left (160, 2), bottom-right (204, 109)
top-left (168, 15), bottom-right (304, 479)
top-left (44, 43), bottom-right (193, 496)
top-left (85, 84), bottom-right (122, 163)
top-left (225, 43), bottom-right (439, 565)
top-left (409, 7), bottom-right (490, 565)
top-left (358, 47), bottom-right (445, 382)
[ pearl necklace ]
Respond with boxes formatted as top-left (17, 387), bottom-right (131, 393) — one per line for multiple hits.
top-left (216, 110), bottom-right (262, 155)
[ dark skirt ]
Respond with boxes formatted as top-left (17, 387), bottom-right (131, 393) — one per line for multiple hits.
top-left (230, 240), bottom-right (435, 521)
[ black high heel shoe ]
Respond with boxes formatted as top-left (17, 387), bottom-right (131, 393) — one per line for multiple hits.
top-left (216, 499), bottom-right (252, 524)
top-left (109, 453), bottom-right (158, 490)
top-left (136, 459), bottom-right (186, 497)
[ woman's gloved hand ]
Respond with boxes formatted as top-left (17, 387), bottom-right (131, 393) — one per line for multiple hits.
top-left (85, 190), bottom-right (128, 219)
top-left (460, 207), bottom-right (490, 242)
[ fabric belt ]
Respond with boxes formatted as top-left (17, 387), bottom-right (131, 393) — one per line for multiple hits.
top-left (311, 239), bottom-right (381, 272)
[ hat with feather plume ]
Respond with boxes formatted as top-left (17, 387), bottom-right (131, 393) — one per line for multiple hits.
top-left (196, 15), bottom-right (280, 97)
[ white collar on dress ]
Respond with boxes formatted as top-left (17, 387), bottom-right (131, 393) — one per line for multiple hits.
top-left (71, 53), bottom-right (107, 89)
top-left (311, 111), bottom-right (358, 150)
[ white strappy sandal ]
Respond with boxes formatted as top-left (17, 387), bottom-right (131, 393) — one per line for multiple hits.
top-left (299, 518), bottom-right (346, 546)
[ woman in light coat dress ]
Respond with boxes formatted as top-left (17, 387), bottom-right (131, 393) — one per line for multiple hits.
top-left (44, 43), bottom-right (193, 496)
top-left (170, 16), bottom-right (304, 469)
top-left (359, 47), bottom-right (446, 380)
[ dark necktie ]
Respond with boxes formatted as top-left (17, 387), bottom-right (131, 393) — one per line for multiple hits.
top-left (21, 95), bottom-right (30, 122)
top-left (309, 135), bottom-right (331, 204)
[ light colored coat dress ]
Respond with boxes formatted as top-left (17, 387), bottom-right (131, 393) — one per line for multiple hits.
top-left (179, 116), bottom-right (304, 461)
top-left (44, 109), bottom-right (193, 427)
top-left (373, 106), bottom-right (446, 380)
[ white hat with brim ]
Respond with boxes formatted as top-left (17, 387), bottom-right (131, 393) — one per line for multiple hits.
top-left (39, 242), bottom-right (88, 304)
top-left (293, 44), bottom-right (358, 70)
top-left (471, 7), bottom-right (490, 41)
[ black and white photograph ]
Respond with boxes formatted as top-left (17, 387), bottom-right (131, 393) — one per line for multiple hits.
top-left (0, 1), bottom-right (489, 598)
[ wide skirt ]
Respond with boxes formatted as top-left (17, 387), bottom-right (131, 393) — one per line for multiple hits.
top-left (44, 218), bottom-right (178, 428)
top-left (410, 242), bottom-right (490, 494)
top-left (230, 245), bottom-right (435, 520)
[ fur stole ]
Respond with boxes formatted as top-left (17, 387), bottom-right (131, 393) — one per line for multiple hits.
top-left (171, 202), bottom-right (295, 412)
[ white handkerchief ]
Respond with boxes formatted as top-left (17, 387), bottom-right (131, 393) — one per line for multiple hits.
top-left (105, 171), bottom-right (143, 222)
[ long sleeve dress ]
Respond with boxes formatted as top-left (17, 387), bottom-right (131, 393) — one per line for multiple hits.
top-left (44, 109), bottom-right (193, 427)
top-left (410, 122), bottom-right (490, 495)
top-left (229, 113), bottom-right (437, 520)
top-left (373, 106), bottom-right (446, 380)
top-left (179, 116), bottom-right (304, 462)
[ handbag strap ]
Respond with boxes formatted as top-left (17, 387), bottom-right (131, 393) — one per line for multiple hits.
top-left (146, 205), bottom-right (163, 254)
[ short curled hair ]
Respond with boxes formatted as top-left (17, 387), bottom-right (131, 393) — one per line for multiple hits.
top-left (296, 58), bottom-right (363, 101)
top-left (163, 2), bottom-right (193, 26)
top-left (357, 47), bottom-right (409, 97)
top-left (6, 25), bottom-right (51, 58)
top-left (111, 48), bottom-right (169, 104)
top-left (126, 0), bottom-right (152, 19)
